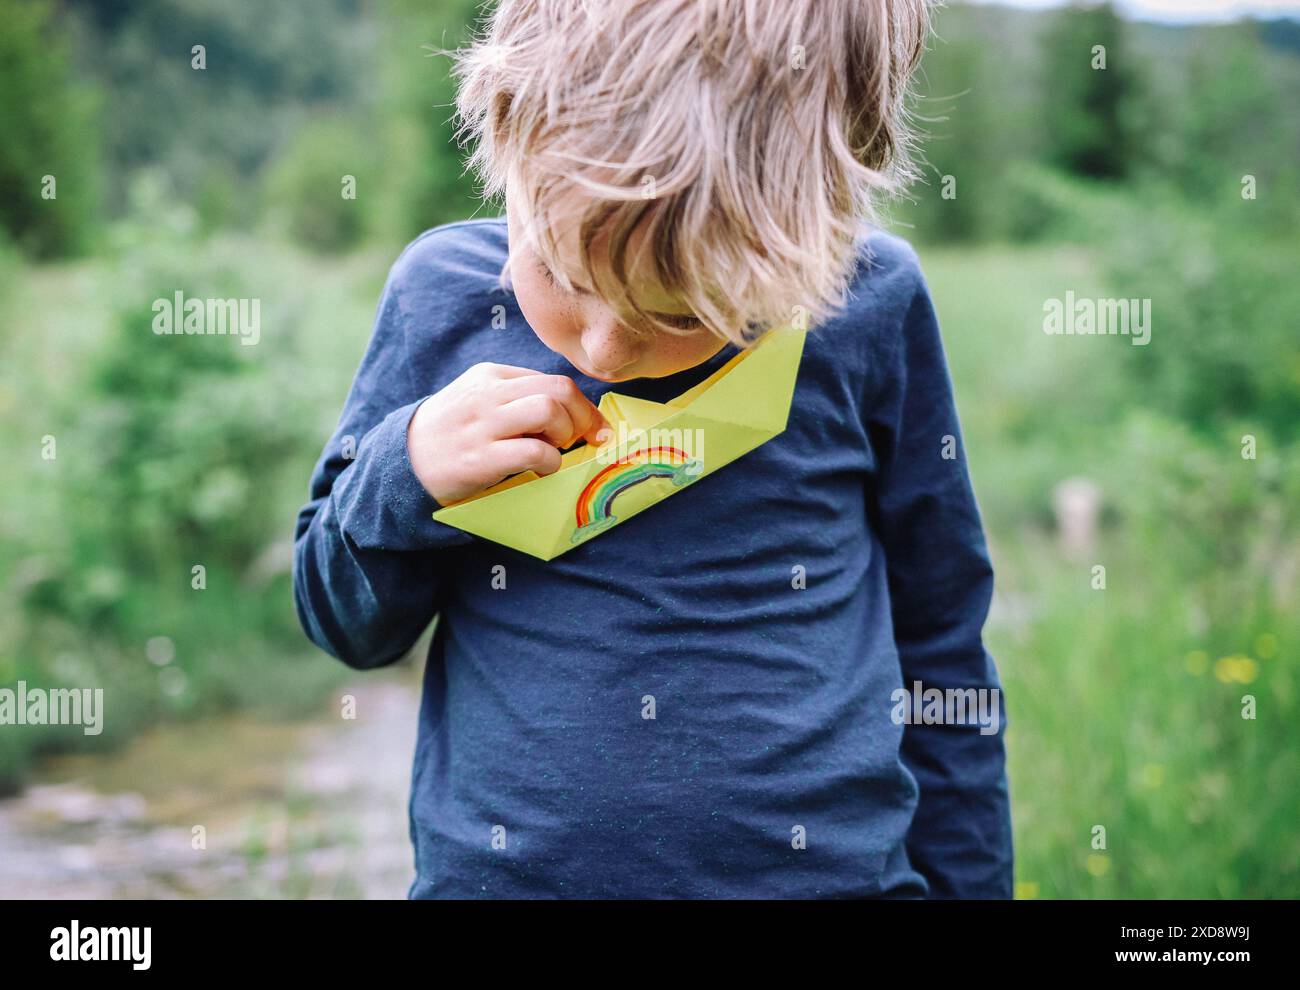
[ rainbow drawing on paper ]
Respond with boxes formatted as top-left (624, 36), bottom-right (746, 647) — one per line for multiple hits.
top-left (572, 446), bottom-right (702, 542)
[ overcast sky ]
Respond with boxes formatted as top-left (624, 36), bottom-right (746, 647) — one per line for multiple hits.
top-left (961, 0), bottom-right (1300, 23)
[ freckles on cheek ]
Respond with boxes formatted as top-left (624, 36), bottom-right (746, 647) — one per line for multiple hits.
top-left (517, 281), bottom-right (579, 351)
top-left (649, 329), bottom-right (725, 372)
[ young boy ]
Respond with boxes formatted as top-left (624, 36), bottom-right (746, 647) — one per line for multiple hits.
top-left (294, 0), bottom-right (1013, 898)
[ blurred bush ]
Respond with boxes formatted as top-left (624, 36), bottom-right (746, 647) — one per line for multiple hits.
top-left (1108, 205), bottom-right (1300, 441)
top-left (264, 116), bottom-right (372, 253)
top-left (1, 175), bottom-right (364, 790)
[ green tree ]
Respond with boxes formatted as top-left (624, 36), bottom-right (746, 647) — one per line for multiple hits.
top-left (383, 0), bottom-right (493, 238)
top-left (1040, 3), bottom-right (1137, 180)
top-left (0, 0), bottom-right (99, 256)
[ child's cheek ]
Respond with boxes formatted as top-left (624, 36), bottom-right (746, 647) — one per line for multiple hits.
top-left (514, 276), bottom-right (577, 353)
top-left (645, 328), bottom-right (728, 377)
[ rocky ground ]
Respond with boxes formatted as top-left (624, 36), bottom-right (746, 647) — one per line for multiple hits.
top-left (0, 676), bottom-right (421, 899)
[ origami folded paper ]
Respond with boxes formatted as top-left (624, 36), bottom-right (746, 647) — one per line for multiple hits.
top-left (433, 327), bottom-right (807, 560)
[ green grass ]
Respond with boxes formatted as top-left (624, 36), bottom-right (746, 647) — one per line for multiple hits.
top-left (919, 243), bottom-right (1300, 898)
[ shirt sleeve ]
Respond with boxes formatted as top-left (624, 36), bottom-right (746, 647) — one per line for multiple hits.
top-left (292, 259), bottom-right (474, 669)
top-left (864, 257), bottom-right (1015, 899)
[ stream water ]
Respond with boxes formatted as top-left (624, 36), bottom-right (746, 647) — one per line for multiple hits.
top-left (0, 676), bottom-right (421, 899)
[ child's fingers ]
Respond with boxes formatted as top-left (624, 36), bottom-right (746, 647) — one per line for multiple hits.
top-left (493, 393), bottom-right (577, 447)
top-left (466, 362), bottom-right (540, 381)
top-left (486, 437), bottom-right (564, 480)
top-left (494, 373), bottom-right (609, 444)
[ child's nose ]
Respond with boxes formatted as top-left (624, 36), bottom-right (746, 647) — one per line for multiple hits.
top-left (581, 320), bottom-right (642, 377)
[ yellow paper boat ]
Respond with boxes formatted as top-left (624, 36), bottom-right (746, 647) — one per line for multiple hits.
top-left (433, 327), bottom-right (807, 560)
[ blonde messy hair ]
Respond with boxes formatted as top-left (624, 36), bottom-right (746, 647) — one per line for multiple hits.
top-left (454, 0), bottom-right (931, 345)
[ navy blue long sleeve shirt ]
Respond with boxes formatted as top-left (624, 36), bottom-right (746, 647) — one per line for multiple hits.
top-left (293, 217), bottom-right (1013, 898)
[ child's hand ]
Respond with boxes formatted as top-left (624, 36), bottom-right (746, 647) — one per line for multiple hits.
top-left (407, 363), bottom-right (610, 506)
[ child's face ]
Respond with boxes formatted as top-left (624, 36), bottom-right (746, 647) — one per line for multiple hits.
top-left (507, 198), bottom-right (727, 383)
